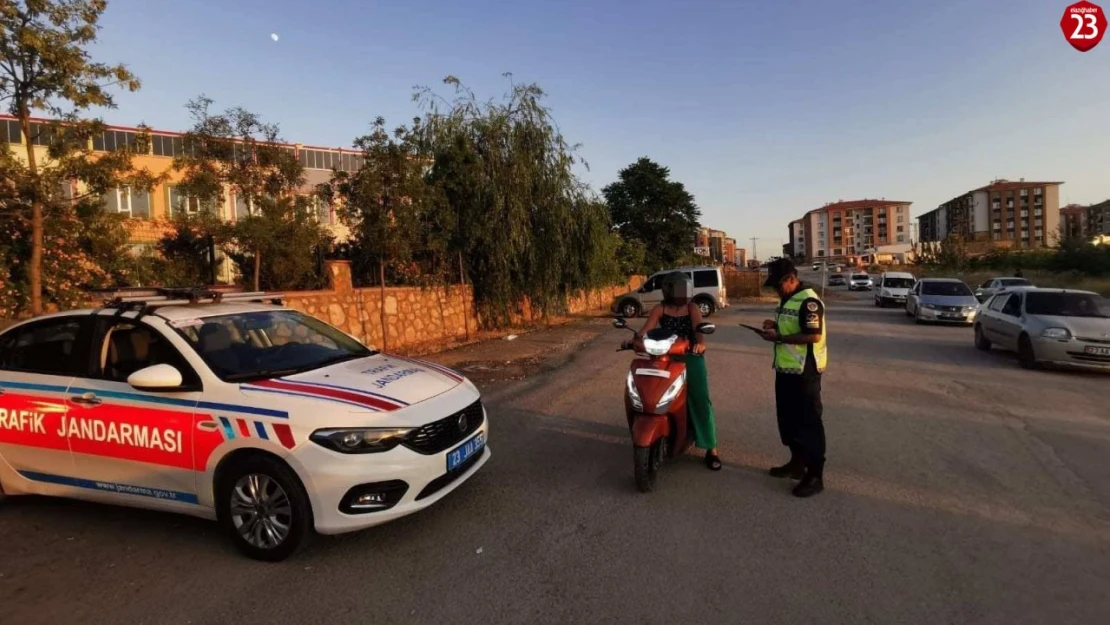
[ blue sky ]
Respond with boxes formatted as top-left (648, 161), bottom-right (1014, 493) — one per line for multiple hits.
top-left (89, 0), bottom-right (1109, 256)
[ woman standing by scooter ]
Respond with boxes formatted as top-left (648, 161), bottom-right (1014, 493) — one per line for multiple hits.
top-left (632, 272), bottom-right (720, 470)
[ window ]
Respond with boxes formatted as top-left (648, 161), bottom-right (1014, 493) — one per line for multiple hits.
top-left (897, 235), bottom-right (905, 242)
top-left (151, 134), bottom-right (185, 157)
top-left (896, 225), bottom-right (904, 233)
top-left (167, 185), bottom-right (219, 218)
top-left (1026, 292), bottom-right (1105, 317)
top-left (95, 321), bottom-right (200, 387)
top-left (1034, 188), bottom-right (1042, 196)
top-left (921, 281), bottom-right (973, 297)
top-left (0, 119), bottom-right (22, 144)
top-left (1001, 294), bottom-right (1022, 317)
top-left (988, 294), bottom-right (1009, 312)
top-left (0, 317), bottom-right (91, 376)
top-left (102, 187), bottom-right (151, 219)
top-left (693, 270), bottom-right (719, 288)
top-left (27, 122), bottom-right (61, 146)
top-left (92, 130), bottom-right (138, 152)
top-left (173, 311), bottom-right (373, 382)
top-left (1020, 189), bottom-right (1028, 197)
top-left (235, 193), bottom-right (269, 219)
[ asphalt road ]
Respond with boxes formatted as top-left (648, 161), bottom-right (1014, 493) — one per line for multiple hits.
top-left (3, 278), bottom-right (1109, 625)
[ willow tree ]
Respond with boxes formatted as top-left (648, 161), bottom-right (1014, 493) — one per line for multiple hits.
top-left (0, 0), bottom-right (143, 314)
top-left (172, 97), bottom-right (321, 290)
top-left (416, 75), bottom-right (620, 327)
top-left (320, 116), bottom-right (441, 288)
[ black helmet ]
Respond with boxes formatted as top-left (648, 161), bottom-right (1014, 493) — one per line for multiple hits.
top-left (661, 272), bottom-right (692, 306)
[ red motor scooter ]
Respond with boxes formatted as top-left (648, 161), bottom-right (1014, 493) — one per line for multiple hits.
top-left (614, 317), bottom-right (715, 492)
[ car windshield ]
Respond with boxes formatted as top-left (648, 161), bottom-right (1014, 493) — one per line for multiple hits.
top-left (173, 310), bottom-right (375, 382)
top-left (922, 282), bottom-right (972, 297)
top-left (852, 275), bottom-right (868, 280)
top-left (1025, 293), bottom-right (1108, 318)
top-left (883, 278), bottom-right (914, 289)
top-left (1000, 278), bottom-right (1031, 287)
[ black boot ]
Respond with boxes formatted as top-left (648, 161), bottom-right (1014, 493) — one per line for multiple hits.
top-left (792, 469), bottom-right (824, 498)
top-left (768, 456), bottom-right (805, 480)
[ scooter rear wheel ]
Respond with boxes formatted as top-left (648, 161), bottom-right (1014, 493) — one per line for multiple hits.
top-left (633, 439), bottom-right (664, 493)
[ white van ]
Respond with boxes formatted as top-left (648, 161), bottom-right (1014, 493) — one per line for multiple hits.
top-left (874, 272), bottom-right (916, 308)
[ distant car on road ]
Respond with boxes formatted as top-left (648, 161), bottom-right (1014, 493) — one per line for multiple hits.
top-left (905, 278), bottom-right (979, 325)
top-left (975, 288), bottom-right (1110, 370)
top-left (848, 273), bottom-right (874, 291)
top-left (874, 272), bottom-right (916, 308)
top-left (974, 277), bottom-right (1034, 302)
top-left (827, 274), bottom-right (847, 287)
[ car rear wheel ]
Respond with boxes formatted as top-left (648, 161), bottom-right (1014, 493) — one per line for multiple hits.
top-left (1018, 334), bottom-right (1038, 370)
top-left (694, 298), bottom-right (715, 318)
top-left (217, 454), bottom-right (313, 562)
top-left (619, 299), bottom-right (641, 318)
top-left (974, 325), bottom-right (991, 351)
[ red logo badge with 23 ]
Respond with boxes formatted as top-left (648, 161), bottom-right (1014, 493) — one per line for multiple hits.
top-left (1061, 1), bottom-right (1106, 52)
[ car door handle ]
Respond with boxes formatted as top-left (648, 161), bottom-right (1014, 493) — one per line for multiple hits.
top-left (70, 393), bottom-right (102, 407)
top-left (197, 421), bottom-right (220, 433)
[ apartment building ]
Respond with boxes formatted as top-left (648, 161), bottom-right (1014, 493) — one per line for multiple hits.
top-left (735, 248), bottom-right (747, 267)
top-left (797, 199), bottom-right (913, 262)
top-left (917, 179), bottom-right (1063, 249)
top-left (1, 114), bottom-right (355, 245)
top-left (694, 227), bottom-right (734, 265)
top-left (1060, 204), bottom-right (1088, 241)
top-left (1086, 199), bottom-right (1110, 237)
top-left (787, 218), bottom-right (806, 260)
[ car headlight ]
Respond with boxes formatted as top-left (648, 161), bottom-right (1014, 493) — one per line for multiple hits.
top-left (1041, 328), bottom-right (1071, 340)
top-left (310, 427), bottom-right (415, 454)
top-left (654, 372), bottom-right (686, 413)
top-left (626, 370), bottom-right (644, 411)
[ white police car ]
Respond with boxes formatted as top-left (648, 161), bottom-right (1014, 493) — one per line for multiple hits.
top-left (0, 289), bottom-right (489, 561)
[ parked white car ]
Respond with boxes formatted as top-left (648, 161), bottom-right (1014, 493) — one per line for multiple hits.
top-left (974, 288), bottom-right (1110, 370)
top-left (0, 290), bottom-right (490, 561)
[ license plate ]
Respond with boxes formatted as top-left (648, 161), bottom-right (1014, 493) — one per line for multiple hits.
top-left (446, 431), bottom-right (485, 471)
top-left (1085, 346), bottom-right (1110, 357)
top-left (940, 313), bottom-right (963, 319)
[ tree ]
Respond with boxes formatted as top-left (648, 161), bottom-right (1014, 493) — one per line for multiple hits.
top-left (320, 116), bottom-right (440, 287)
top-left (0, 0), bottom-right (142, 314)
top-left (415, 75), bottom-right (619, 327)
top-left (173, 97), bottom-right (326, 290)
top-left (603, 158), bottom-right (701, 272)
top-left (224, 196), bottom-right (330, 291)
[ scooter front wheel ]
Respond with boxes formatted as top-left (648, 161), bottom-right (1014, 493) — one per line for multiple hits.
top-left (633, 439), bottom-right (664, 493)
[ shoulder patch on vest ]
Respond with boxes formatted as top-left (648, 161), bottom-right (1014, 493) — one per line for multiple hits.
top-left (805, 313), bottom-right (820, 328)
top-left (806, 301), bottom-right (819, 312)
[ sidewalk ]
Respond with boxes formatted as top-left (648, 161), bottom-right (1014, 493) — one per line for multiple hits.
top-left (424, 314), bottom-right (615, 384)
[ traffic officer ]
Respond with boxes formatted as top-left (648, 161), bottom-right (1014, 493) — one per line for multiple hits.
top-left (758, 258), bottom-right (827, 498)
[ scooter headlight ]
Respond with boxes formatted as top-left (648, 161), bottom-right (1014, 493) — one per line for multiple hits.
top-left (642, 336), bottom-right (677, 356)
top-left (626, 370), bottom-right (643, 411)
top-left (654, 372), bottom-right (686, 414)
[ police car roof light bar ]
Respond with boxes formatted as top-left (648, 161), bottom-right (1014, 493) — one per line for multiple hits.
top-left (97, 288), bottom-right (285, 311)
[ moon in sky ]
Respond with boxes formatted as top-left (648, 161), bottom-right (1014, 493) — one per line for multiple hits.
top-left (271, 33), bottom-right (279, 42)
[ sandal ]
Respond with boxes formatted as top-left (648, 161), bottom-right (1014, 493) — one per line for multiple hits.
top-left (705, 452), bottom-right (722, 471)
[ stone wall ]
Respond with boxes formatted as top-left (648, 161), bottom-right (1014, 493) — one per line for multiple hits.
top-left (280, 261), bottom-right (635, 354)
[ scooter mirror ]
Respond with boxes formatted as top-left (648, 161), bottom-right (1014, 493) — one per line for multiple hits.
top-left (612, 318), bottom-right (628, 329)
top-left (696, 323), bottom-right (716, 335)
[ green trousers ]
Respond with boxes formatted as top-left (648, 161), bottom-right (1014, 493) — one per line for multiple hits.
top-left (678, 354), bottom-right (717, 449)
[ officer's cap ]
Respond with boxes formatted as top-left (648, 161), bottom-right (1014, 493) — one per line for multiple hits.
top-left (763, 258), bottom-right (798, 287)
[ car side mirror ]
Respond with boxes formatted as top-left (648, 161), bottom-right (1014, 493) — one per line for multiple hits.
top-left (696, 323), bottom-right (716, 335)
top-left (612, 317), bottom-right (628, 329)
top-left (127, 364), bottom-right (185, 392)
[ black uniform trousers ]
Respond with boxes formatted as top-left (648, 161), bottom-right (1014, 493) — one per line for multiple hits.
top-left (774, 370), bottom-right (825, 475)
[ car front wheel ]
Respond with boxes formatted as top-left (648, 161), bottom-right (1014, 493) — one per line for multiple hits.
top-left (1018, 334), bottom-right (1038, 370)
top-left (974, 325), bottom-right (991, 351)
top-left (217, 454), bottom-right (313, 562)
top-left (620, 300), bottom-right (641, 318)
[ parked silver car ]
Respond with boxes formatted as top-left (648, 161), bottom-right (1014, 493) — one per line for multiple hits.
top-left (975, 288), bottom-right (1110, 370)
top-left (974, 277), bottom-right (1033, 302)
top-left (905, 278), bottom-right (979, 325)
top-left (610, 266), bottom-right (728, 318)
